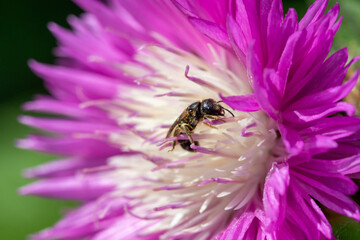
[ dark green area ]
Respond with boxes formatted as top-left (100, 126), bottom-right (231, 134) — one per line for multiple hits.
top-left (283, 0), bottom-right (308, 17)
top-left (0, 0), bottom-right (359, 239)
top-left (0, 1), bottom-right (81, 102)
top-left (332, 217), bottom-right (360, 240)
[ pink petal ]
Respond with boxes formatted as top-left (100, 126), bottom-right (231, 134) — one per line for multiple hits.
top-left (214, 210), bottom-right (256, 240)
top-left (283, 102), bottom-right (355, 123)
top-left (31, 198), bottom-right (127, 240)
top-left (19, 175), bottom-right (114, 201)
top-left (220, 93), bottom-right (260, 112)
top-left (293, 170), bottom-right (360, 221)
top-left (278, 124), bottom-right (304, 156)
top-left (17, 135), bottom-right (121, 158)
top-left (263, 162), bottom-right (290, 231)
top-left (188, 17), bottom-right (231, 48)
top-left (23, 157), bottom-right (106, 178)
top-left (299, 0), bottom-right (328, 30)
top-left (19, 116), bottom-right (120, 134)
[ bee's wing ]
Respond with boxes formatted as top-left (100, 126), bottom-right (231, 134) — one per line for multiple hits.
top-left (166, 110), bottom-right (188, 138)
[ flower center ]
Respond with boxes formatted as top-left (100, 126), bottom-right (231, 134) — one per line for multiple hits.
top-left (102, 44), bottom-right (277, 238)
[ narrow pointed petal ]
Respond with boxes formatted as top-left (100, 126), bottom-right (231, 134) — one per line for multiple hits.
top-left (19, 175), bottom-right (114, 201)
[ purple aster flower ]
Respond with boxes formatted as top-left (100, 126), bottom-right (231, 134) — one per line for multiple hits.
top-left (19, 0), bottom-right (360, 239)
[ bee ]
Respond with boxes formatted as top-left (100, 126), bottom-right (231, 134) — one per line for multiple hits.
top-left (166, 98), bottom-right (234, 152)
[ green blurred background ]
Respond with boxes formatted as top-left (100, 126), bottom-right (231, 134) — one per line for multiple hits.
top-left (0, 0), bottom-right (359, 239)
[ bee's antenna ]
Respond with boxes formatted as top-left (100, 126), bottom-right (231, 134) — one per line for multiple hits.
top-left (218, 100), bottom-right (234, 117)
top-left (222, 107), bottom-right (234, 117)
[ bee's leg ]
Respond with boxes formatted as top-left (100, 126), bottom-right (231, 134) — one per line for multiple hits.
top-left (169, 127), bottom-right (181, 151)
top-left (204, 122), bottom-right (218, 129)
top-left (207, 115), bottom-right (225, 122)
top-left (203, 115), bottom-right (219, 129)
top-left (204, 115), bottom-right (216, 120)
top-left (180, 124), bottom-right (194, 144)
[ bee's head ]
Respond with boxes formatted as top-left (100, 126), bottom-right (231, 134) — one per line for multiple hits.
top-left (201, 99), bottom-right (234, 117)
top-left (201, 99), bottom-right (225, 116)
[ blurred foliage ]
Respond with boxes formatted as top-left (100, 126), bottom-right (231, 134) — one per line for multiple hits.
top-left (326, 0), bottom-right (360, 65)
top-left (332, 217), bottom-right (360, 240)
top-left (0, 0), bottom-right (359, 239)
